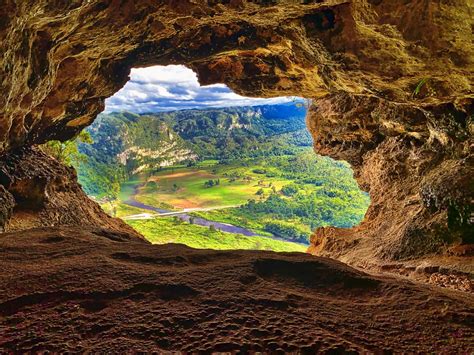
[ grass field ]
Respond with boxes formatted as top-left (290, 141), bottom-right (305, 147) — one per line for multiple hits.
top-left (106, 159), bottom-right (310, 252)
top-left (129, 161), bottom-right (294, 210)
top-left (111, 156), bottom-right (368, 251)
top-left (126, 217), bottom-right (307, 252)
top-left (191, 207), bottom-right (312, 237)
top-left (100, 201), bottom-right (307, 252)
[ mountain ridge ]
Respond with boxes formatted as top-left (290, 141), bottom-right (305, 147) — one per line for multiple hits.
top-left (77, 102), bottom-right (310, 197)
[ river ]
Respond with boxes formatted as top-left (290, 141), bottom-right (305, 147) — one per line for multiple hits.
top-left (123, 186), bottom-right (309, 245)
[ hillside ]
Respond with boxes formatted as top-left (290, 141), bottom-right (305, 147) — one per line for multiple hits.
top-left (77, 112), bottom-right (196, 196)
top-left (160, 102), bottom-right (311, 159)
top-left (77, 103), bottom-right (311, 197)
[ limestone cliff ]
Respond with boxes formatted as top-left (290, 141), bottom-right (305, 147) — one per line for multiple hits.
top-left (0, 1), bottom-right (472, 262)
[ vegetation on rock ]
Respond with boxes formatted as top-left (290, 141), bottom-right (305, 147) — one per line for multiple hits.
top-left (41, 131), bottom-right (93, 166)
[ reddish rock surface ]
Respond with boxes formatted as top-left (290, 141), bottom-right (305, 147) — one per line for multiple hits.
top-left (0, 227), bottom-right (473, 352)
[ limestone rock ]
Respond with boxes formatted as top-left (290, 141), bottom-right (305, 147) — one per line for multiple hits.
top-left (0, 226), bottom-right (472, 352)
top-left (1, 1), bottom-right (472, 154)
top-left (0, 147), bottom-right (144, 239)
top-left (308, 94), bottom-right (473, 262)
top-left (0, 1), bottom-right (473, 350)
top-left (0, 185), bottom-right (15, 232)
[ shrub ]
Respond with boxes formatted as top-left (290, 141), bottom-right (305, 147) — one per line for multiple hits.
top-left (264, 221), bottom-right (308, 243)
top-left (204, 180), bottom-right (215, 188)
top-left (281, 184), bottom-right (299, 196)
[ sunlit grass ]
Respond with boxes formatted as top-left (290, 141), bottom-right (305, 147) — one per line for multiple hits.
top-left (126, 217), bottom-right (307, 252)
top-left (191, 207), bottom-right (312, 237)
top-left (128, 162), bottom-right (294, 210)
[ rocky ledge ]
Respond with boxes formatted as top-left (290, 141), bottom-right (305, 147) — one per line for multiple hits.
top-left (0, 227), bottom-right (473, 352)
top-left (0, 147), bottom-right (142, 239)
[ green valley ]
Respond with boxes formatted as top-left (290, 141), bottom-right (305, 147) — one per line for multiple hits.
top-left (73, 103), bottom-right (369, 252)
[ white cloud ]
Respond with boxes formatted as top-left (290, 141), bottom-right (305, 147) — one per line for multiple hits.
top-left (104, 65), bottom-right (294, 113)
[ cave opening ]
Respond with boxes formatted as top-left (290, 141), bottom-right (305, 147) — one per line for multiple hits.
top-left (52, 64), bottom-right (371, 253)
top-left (1, 1), bottom-right (473, 351)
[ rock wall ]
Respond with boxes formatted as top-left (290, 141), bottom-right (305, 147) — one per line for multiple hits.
top-left (0, 0), bottom-right (472, 261)
top-left (2, 0), bottom-right (471, 154)
top-left (0, 147), bottom-right (143, 239)
top-left (307, 94), bottom-right (473, 263)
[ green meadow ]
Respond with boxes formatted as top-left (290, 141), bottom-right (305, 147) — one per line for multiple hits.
top-left (108, 152), bottom-right (369, 251)
top-left (126, 217), bottom-right (307, 252)
top-left (131, 160), bottom-right (293, 210)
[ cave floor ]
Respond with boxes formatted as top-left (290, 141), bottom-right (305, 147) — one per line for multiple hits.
top-left (0, 227), bottom-right (473, 353)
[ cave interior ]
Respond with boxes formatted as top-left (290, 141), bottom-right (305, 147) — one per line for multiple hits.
top-left (0, 0), bottom-right (472, 352)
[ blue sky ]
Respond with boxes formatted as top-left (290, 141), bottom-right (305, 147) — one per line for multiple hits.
top-left (105, 65), bottom-right (294, 113)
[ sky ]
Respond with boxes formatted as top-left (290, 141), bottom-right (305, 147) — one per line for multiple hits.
top-left (104, 65), bottom-right (294, 113)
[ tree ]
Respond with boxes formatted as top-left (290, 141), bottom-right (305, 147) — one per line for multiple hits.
top-left (264, 221), bottom-right (308, 243)
top-left (106, 177), bottom-right (121, 217)
top-left (204, 180), bottom-right (215, 188)
top-left (41, 130), bottom-right (93, 166)
top-left (109, 179), bottom-right (121, 200)
top-left (281, 184), bottom-right (298, 196)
